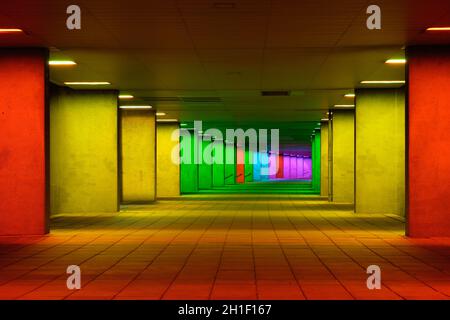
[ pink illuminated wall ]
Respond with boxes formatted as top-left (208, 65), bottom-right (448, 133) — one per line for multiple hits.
top-left (297, 157), bottom-right (304, 179)
top-left (290, 157), bottom-right (297, 179)
top-left (303, 158), bottom-right (312, 179)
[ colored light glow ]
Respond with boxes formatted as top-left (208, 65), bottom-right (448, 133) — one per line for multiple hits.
top-left (156, 112), bottom-right (166, 116)
top-left (0, 28), bottom-right (23, 33)
top-left (344, 93), bottom-right (355, 98)
top-left (385, 58), bottom-right (406, 64)
top-left (360, 80), bottom-right (405, 84)
top-left (157, 119), bottom-right (178, 122)
top-left (65, 82), bottom-right (111, 85)
top-left (180, 123), bottom-right (188, 127)
top-left (426, 27), bottom-right (450, 31)
top-left (119, 105), bottom-right (152, 110)
top-left (119, 94), bottom-right (134, 99)
top-left (48, 60), bottom-right (77, 66)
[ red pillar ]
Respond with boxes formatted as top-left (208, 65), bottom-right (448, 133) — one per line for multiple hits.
top-left (236, 146), bottom-right (245, 184)
top-left (276, 154), bottom-right (284, 179)
top-left (0, 48), bottom-right (49, 235)
top-left (407, 46), bottom-right (450, 237)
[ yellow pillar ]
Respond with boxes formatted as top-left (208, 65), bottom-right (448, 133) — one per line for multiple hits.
top-left (355, 88), bottom-right (405, 215)
top-left (157, 123), bottom-right (180, 198)
top-left (120, 110), bottom-right (156, 203)
top-left (332, 110), bottom-right (354, 203)
top-left (50, 87), bottom-right (119, 214)
top-left (320, 122), bottom-right (329, 197)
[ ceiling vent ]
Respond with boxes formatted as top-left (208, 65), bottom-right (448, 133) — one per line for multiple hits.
top-left (261, 91), bottom-right (291, 96)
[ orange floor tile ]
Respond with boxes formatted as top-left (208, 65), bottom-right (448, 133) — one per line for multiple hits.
top-left (0, 195), bottom-right (449, 300)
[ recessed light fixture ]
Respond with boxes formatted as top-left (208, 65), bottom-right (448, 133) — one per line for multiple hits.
top-left (321, 118), bottom-right (329, 121)
top-left (157, 119), bottom-right (178, 123)
top-left (119, 105), bottom-right (152, 110)
top-left (49, 60), bottom-right (77, 66)
top-left (334, 104), bottom-right (355, 108)
top-left (156, 112), bottom-right (166, 116)
top-left (180, 123), bottom-right (188, 127)
top-left (426, 27), bottom-right (450, 31)
top-left (344, 93), bottom-right (355, 98)
top-left (385, 59), bottom-right (406, 64)
top-left (64, 82), bottom-right (111, 86)
top-left (119, 94), bottom-right (134, 99)
top-left (360, 80), bottom-right (405, 84)
top-left (0, 28), bottom-right (23, 33)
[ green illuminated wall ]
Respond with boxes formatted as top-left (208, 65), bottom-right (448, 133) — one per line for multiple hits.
top-left (225, 143), bottom-right (236, 185)
top-left (312, 132), bottom-right (321, 193)
top-left (50, 88), bottom-right (118, 214)
top-left (355, 88), bottom-right (405, 215)
top-left (332, 110), bottom-right (355, 203)
top-left (180, 131), bottom-right (199, 193)
top-left (213, 142), bottom-right (225, 187)
top-left (245, 149), bottom-right (253, 182)
top-left (199, 140), bottom-right (213, 189)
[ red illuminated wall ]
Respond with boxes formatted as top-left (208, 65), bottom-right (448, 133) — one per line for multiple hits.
top-left (407, 46), bottom-right (450, 237)
top-left (236, 147), bottom-right (245, 184)
top-left (276, 155), bottom-right (284, 178)
top-left (0, 48), bottom-right (49, 235)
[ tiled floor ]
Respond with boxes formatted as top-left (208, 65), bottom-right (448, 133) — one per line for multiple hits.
top-left (0, 195), bottom-right (449, 300)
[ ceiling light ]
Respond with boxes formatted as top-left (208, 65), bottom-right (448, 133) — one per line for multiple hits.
top-left (360, 80), bottom-right (405, 84)
top-left (119, 94), bottom-right (134, 99)
top-left (321, 118), bottom-right (329, 121)
top-left (156, 112), bottom-right (166, 116)
top-left (385, 59), bottom-right (406, 64)
top-left (119, 105), bottom-right (152, 110)
top-left (64, 82), bottom-right (111, 86)
top-left (180, 123), bottom-right (188, 127)
top-left (157, 119), bottom-right (178, 123)
top-left (344, 93), bottom-right (355, 98)
top-left (0, 28), bottom-right (23, 33)
top-left (48, 60), bottom-right (76, 66)
top-left (334, 104), bottom-right (355, 108)
top-left (426, 27), bottom-right (450, 31)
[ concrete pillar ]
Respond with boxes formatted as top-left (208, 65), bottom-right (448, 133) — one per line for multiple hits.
top-left (303, 158), bottom-right (312, 179)
top-left (269, 153), bottom-right (277, 180)
top-left (321, 123), bottom-right (329, 197)
top-left (224, 142), bottom-right (236, 184)
top-left (236, 145), bottom-right (245, 184)
top-left (297, 157), bottom-right (304, 179)
top-left (407, 46), bottom-right (450, 237)
top-left (355, 89), bottom-right (405, 215)
top-left (0, 48), bottom-right (49, 235)
top-left (332, 110), bottom-right (355, 203)
top-left (290, 156), bottom-right (297, 179)
top-left (51, 87), bottom-right (118, 214)
top-left (157, 123), bottom-right (180, 198)
top-left (276, 154), bottom-right (284, 179)
top-left (253, 152), bottom-right (261, 181)
top-left (120, 110), bottom-right (156, 203)
top-left (245, 149), bottom-right (253, 182)
top-left (283, 155), bottom-right (290, 179)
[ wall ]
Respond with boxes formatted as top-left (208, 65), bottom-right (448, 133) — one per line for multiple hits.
top-left (355, 88), bottom-right (405, 215)
top-left (312, 133), bottom-right (321, 193)
top-left (157, 123), bottom-right (180, 197)
top-left (51, 87), bottom-right (118, 214)
top-left (180, 131), bottom-right (199, 193)
top-left (0, 48), bottom-right (48, 235)
top-left (407, 46), bottom-right (450, 237)
top-left (332, 110), bottom-right (355, 203)
top-left (121, 110), bottom-right (156, 202)
top-left (213, 142), bottom-right (225, 187)
top-left (321, 124), bottom-right (329, 197)
top-left (225, 143), bottom-right (236, 184)
top-left (199, 140), bottom-right (213, 189)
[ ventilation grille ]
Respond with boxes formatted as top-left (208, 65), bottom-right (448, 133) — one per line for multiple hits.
top-left (261, 91), bottom-right (291, 96)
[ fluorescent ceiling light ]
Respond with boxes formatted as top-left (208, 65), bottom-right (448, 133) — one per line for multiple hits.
top-left (321, 118), bottom-right (329, 121)
top-left (49, 60), bottom-right (76, 66)
top-left (119, 94), bottom-right (134, 99)
top-left (157, 119), bottom-right (178, 123)
top-left (180, 123), bottom-right (188, 127)
top-left (334, 104), bottom-right (355, 108)
top-left (119, 105), bottom-right (152, 110)
top-left (64, 82), bottom-right (111, 85)
top-left (156, 112), bottom-right (166, 116)
top-left (385, 58), bottom-right (406, 64)
top-left (360, 80), bottom-right (405, 84)
top-left (426, 27), bottom-right (450, 31)
top-left (0, 28), bottom-right (23, 33)
top-left (344, 93), bottom-right (355, 98)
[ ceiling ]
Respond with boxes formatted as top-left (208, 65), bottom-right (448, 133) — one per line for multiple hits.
top-left (1, 0), bottom-right (450, 145)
